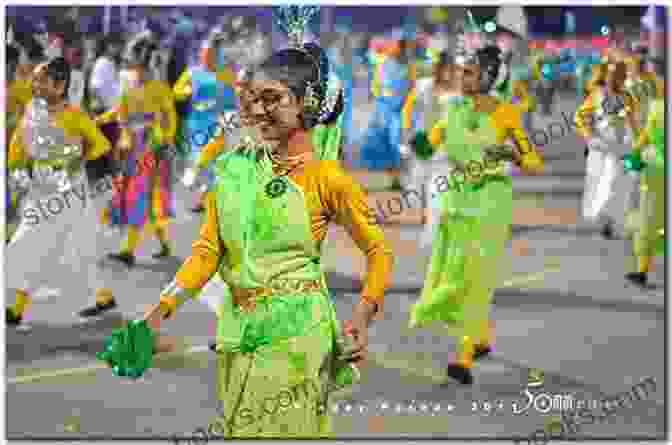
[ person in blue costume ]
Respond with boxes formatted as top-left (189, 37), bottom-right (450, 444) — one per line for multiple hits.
top-left (326, 26), bottom-right (354, 160)
top-left (575, 44), bottom-right (602, 100)
top-left (174, 20), bottom-right (241, 213)
top-left (556, 47), bottom-right (576, 92)
top-left (359, 36), bottom-right (413, 187)
top-left (535, 47), bottom-right (559, 116)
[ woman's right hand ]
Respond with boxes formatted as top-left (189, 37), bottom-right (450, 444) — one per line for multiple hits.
top-left (144, 303), bottom-right (178, 354)
top-left (143, 303), bottom-right (165, 331)
top-left (117, 128), bottom-right (133, 152)
top-left (182, 167), bottom-right (201, 190)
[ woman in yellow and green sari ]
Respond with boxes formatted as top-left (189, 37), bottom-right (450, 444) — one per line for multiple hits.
top-left (624, 94), bottom-right (665, 287)
top-left (98, 28), bottom-right (392, 437)
top-left (409, 41), bottom-right (543, 385)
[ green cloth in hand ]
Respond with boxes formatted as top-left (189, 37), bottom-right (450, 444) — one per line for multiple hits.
top-left (623, 151), bottom-right (646, 172)
top-left (97, 320), bottom-right (155, 379)
top-left (412, 131), bottom-right (434, 160)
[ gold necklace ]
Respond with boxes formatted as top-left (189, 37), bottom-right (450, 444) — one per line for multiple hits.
top-left (270, 150), bottom-right (312, 177)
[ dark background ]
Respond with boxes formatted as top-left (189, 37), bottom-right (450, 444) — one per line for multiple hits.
top-left (6, 5), bottom-right (660, 36)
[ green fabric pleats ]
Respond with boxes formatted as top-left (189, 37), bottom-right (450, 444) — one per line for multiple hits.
top-left (311, 114), bottom-right (344, 161)
top-left (411, 101), bottom-right (512, 339)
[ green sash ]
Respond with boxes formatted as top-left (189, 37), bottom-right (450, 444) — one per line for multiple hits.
top-left (311, 114), bottom-right (344, 161)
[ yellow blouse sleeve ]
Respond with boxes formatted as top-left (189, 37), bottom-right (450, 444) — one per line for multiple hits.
top-left (8, 78), bottom-right (32, 115)
top-left (574, 94), bottom-right (595, 140)
top-left (429, 120), bottom-right (445, 147)
top-left (511, 79), bottom-right (531, 111)
top-left (324, 163), bottom-right (393, 310)
top-left (493, 104), bottom-right (543, 171)
top-left (160, 192), bottom-right (223, 315)
top-left (402, 88), bottom-right (417, 130)
top-left (94, 108), bottom-right (119, 125)
top-left (7, 120), bottom-right (30, 170)
top-left (196, 133), bottom-right (227, 168)
top-left (635, 100), bottom-right (663, 150)
top-left (76, 110), bottom-right (112, 160)
top-left (160, 83), bottom-right (177, 143)
top-left (624, 92), bottom-right (641, 139)
top-left (173, 69), bottom-right (193, 102)
top-left (530, 57), bottom-right (541, 81)
top-left (216, 67), bottom-right (236, 86)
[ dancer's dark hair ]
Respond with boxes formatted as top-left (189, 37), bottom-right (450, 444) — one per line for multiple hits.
top-left (7, 44), bottom-right (19, 66)
top-left (256, 42), bottom-right (343, 127)
top-left (44, 57), bottom-right (71, 99)
top-left (123, 31), bottom-right (158, 68)
top-left (475, 45), bottom-right (503, 93)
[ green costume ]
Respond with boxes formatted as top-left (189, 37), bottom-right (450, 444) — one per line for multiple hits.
top-left (210, 144), bottom-right (345, 437)
top-left (626, 98), bottom-right (665, 258)
top-left (410, 97), bottom-right (513, 343)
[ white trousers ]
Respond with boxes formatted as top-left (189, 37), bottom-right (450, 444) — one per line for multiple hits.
top-left (420, 158), bottom-right (454, 249)
top-left (582, 149), bottom-right (636, 226)
top-left (7, 177), bottom-right (109, 297)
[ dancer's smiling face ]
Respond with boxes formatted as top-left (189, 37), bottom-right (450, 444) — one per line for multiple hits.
top-left (238, 77), bottom-right (303, 148)
top-left (606, 62), bottom-right (627, 91)
top-left (32, 62), bottom-right (67, 102)
top-left (454, 63), bottom-right (480, 96)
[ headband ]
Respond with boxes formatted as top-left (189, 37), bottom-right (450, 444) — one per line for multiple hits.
top-left (272, 6), bottom-right (341, 124)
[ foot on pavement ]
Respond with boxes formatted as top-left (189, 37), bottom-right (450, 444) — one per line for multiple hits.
top-left (6, 308), bottom-right (32, 332)
top-left (152, 245), bottom-right (172, 259)
top-left (601, 221), bottom-right (615, 240)
top-left (473, 345), bottom-right (492, 361)
top-left (625, 272), bottom-right (647, 289)
top-left (107, 252), bottom-right (135, 268)
top-left (77, 299), bottom-right (119, 321)
top-left (446, 363), bottom-right (474, 385)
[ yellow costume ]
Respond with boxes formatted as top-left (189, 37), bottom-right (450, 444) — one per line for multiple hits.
top-left (575, 75), bottom-right (640, 225)
top-left (96, 79), bottom-right (177, 266)
top-left (7, 105), bottom-right (112, 321)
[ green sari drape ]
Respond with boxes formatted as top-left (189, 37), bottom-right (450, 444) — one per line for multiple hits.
top-left (410, 101), bottom-right (513, 340)
top-left (207, 144), bottom-right (346, 438)
top-left (311, 114), bottom-right (344, 162)
top-left (626, 99), bottom-right (665, 258)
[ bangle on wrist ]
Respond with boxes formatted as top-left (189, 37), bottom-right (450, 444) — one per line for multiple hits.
top-left (359, 298), bottom-right (378, 313)
top-left (158, 295), bottom-right (177, 319)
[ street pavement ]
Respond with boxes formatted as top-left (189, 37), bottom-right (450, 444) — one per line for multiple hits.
top-left (6, 89), bottom-right (666, 440)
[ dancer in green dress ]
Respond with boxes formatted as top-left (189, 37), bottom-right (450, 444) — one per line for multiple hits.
top-left (624, 95), bottom-right (665, 287)
top-left (409, 18), bottom-right (543, 385)
top-left (98, 7), bottom-right (391, 437)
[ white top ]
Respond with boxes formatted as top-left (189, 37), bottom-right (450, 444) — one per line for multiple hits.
top-left (89, 56), bottom-right (120, 109)
top-left (68, 70), bottom-right (85, 107)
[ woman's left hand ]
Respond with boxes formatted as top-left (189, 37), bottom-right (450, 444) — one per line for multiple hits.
top-left (143, 303), bottom-right (177, 354)
top-left (519, 152), bottom-right (544, 175)
top-left (348, 300), bottom-right (378, 365)
top-left (143, 303), bottom-right (164, 331)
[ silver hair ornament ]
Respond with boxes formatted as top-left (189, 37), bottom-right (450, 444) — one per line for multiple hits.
top-left (318, 75), bottom-right (342, 122)
top-left (212, 111), bottom-right (241, 139)
top-left (273, 6), bottom-right (321, 48)
top-left (304, 81), bottom-right (320, 112)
